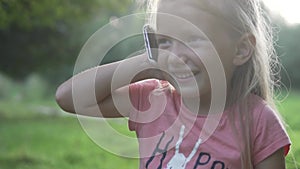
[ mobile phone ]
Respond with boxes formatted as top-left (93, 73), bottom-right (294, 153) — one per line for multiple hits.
top-left (143, 24), bottom-right (158, 62)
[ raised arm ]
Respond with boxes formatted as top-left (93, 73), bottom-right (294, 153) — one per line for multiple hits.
top-left (55, 53), bottom-right (159, 118)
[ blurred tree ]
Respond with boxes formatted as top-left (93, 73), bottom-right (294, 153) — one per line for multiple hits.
top-left (276, 23), bottom-right (300, 89)
top-left (2, 0), bottom-right (299, 90)
top-left (270, 15), bottom-right (300, 89)
top-left (0, 0), bottom-right (132, 30)
top-left (0, 0), bottom-right (133, 84)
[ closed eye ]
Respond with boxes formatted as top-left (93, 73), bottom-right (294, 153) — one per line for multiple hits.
top-left (156, 35), bottom-right (173, 49)
top-left (186, 36), bottom-right (207, 47)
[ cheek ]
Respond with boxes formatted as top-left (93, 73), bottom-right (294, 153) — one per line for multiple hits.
top-left (219, 45), bottom-right (236, 77)
top-left (195, 44), bottom-right (234, 87)
top-left (156, 51), bottom-right (177, 82)
top-left (216, 51), bottom-right (236, 86)
top-left (210, 38), bottom-right (236, 78)
top-left (157, 50), bottom-right (170, 70)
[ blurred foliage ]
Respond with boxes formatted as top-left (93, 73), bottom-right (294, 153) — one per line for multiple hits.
top-left (0, 0), bottom-right (299, 90)
top-left (0, 72), bottom-right (60, 119)
top-left (0, 0), bottom-right (133, 30)
top-left (0, 0), bottom-right (134, 84)
top-left (275, 23), bottom-right (300, 89)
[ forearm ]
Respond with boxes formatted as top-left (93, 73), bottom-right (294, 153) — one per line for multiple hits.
top-left (93, 54), bottom-right (153, 103)
top-left (55, 53), bottom-right (154, 114)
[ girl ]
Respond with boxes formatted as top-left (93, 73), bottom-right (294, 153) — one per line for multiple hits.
top-left (56, 0), bottom-right (291, 168)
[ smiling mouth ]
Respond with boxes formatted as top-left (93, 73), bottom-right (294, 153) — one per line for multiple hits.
top-left (173, 71), bottom-right (200, 79)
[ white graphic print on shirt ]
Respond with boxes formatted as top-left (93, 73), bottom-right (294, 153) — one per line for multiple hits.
top-left (166, 125), bottom-right (202, 169)
top-left (145, 124), bottom-right (231, 169)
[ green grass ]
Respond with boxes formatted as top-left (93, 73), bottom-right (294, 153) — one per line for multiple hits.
top-left (0, 91), bottom-right (299, 169)
top-left (277, 91), bottom-right (300, 169)
top-left (0, 117), bottom-right (138, 169)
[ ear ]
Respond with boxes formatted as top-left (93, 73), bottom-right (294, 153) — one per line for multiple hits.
top-left (233, 33), bottom-right (256, 66)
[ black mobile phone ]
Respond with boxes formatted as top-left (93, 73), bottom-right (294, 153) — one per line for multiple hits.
top-left (143, 24), bottom-right (158, 62)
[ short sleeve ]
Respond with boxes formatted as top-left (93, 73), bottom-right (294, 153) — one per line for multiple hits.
top-left (128, 79), bottom-right (159, 131)
top-left (252, 104), bottom-right (291, 165)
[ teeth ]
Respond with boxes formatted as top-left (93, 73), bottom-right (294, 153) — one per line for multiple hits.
top-left (174, 72), bottom-right (194, 79)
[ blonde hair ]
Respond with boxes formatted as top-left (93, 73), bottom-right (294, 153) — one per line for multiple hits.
top-left (139, 0), bottom-right (281, 168)
top-left (223, 1), bottom-right (280, 168)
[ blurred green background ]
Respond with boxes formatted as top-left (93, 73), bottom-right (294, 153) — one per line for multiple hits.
top-left (0, 0), bottom-right (299, 168)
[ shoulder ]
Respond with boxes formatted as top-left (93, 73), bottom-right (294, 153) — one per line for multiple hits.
top-left (249, 94), bottom-right (291, 166)
top-left (248, 94), bottom-right (281, 125)
top-left (249, 95), bottom-right (286, 136)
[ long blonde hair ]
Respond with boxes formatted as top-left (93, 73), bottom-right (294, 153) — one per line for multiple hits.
top-left (139, 0), bottom-right (281, 168)
top-left (224, 1), bottom-right (280, 168)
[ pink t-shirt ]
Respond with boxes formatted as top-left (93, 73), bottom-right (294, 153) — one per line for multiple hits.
top-left (128, 80), bottom-right (290, 169)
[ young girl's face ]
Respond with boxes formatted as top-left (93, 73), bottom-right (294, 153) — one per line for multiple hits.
top-left (155, 0), bottom-right (240, 99)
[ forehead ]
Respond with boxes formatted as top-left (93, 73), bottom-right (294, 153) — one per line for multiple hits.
top-left (156, 1), bottom-right (228, 35)
top-left (157, 0), bottom-right (228, 19)
top-left (157, 0), bottom-right (233, 18)
top-left (155, 0), bottom-right (240, 39)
